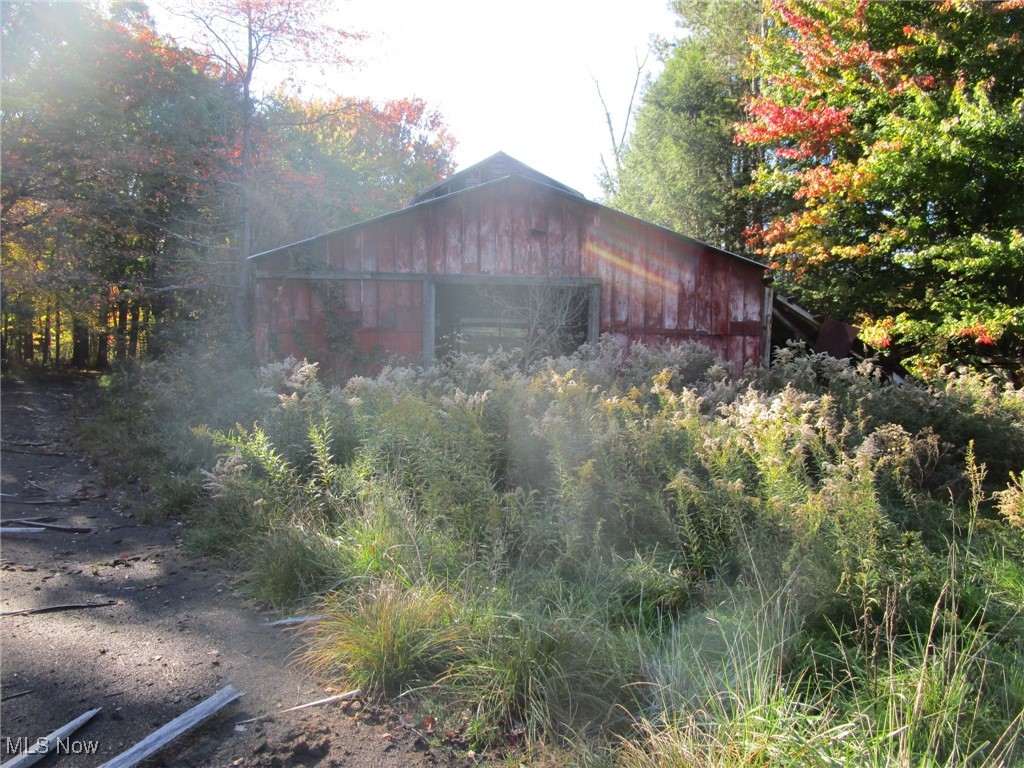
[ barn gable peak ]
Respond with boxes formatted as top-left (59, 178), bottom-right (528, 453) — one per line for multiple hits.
top-left (409, 151), bottom-right (586, 205)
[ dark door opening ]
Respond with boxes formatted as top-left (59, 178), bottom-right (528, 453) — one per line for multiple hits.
top-left (435, 282), bottom-right (592, 365)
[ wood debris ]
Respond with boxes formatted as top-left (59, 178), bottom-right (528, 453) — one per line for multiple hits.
top-left (0, 689), bottom-right (34, 703)
top-left (97, 685), bottom-right (241, 768)
top-left (0, 600), bottom-right (119, 617)
top-left (1, 518), bottom-right (94, 533)
top-left (234, 689), bottom-right (364, 725)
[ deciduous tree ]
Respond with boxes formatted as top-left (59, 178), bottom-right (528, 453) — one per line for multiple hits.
top-left (171, 0), bottom-right (363, 330)
top-left (253, 93), bottom-right (456, 249)
top-left (1, 1), bottom-right (233, 366)
top-left (739, 0), bottom-right (1024, 379)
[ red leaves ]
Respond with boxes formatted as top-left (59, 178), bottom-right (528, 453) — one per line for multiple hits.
top-left (183, 0), bottom-right (364, 75)
top-left (766, 0), bottom-right (905, 90)
top-left (957, 324), bottom-right (996, 346)
top-left (738, 99), bottom-right (853, 158)
top-left (737, 1), bottom-right (914, 161)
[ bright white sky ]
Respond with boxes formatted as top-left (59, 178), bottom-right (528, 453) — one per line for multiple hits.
top-left (149, 0), bottom-right (680, 201)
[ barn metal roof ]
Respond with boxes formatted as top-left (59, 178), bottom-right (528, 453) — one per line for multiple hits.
top-left (250, 152), bottom-right (766, 272)
top-left (407, 151), bottom-right (585, 205)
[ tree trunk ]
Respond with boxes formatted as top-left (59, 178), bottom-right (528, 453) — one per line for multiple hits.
top-left (94, 306), bottom-right (109, 369)
top-left (22, 328), bottom-right (34, 362)
top-left (128, 303), bottom-right (141, 358)
top-left (42, 311), bottom-right (52, 366)
top-left (0, 315), bottom-right (8, 365)
top-left (54, 307), bottom-right (62, 368)
top-left (71, 318), bottom-right (91, 369)
top-left (115, 298), bottom-right (129, 361)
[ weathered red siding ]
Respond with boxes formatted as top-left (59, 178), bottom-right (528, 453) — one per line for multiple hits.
top-left (253, 173), bottom-right (766, 380)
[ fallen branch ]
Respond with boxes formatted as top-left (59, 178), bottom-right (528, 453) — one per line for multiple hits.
top-left (264, 614), bottom-right (325, 627)
top-left (0, 520), bottom-right (52, 528)
top-left (0, 707), bottom-right (101, 768)
top-left (234, 689), bottom-right (364, 725)
top-left (97, 685), bottom-right (241, 768)
top-left (1, 519), bottom-right (94, 533)
top-left (0, 448), bottom-right (66, 456)
top-left (0, 527), bottom-right (47, 537)
top-left (1, 500), bottom-right (67, 506)
top-left (0, 600), bottom-right (118, 617)
top-left (0, 689), bottom-right (34, 702)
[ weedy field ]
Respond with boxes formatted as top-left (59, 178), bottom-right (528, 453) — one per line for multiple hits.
top-left (91, 339), bottom-right (1024, 766)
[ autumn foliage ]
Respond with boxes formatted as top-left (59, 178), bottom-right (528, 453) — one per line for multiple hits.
top-left (0, 1), bottom-right (455, 369)
top-left (737, 0), bottom-right (1024, 380)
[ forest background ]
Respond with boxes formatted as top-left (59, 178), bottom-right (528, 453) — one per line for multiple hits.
top-left (2, 0), bottom-right (456, 369)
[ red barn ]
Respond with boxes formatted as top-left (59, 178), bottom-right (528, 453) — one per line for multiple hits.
top-left (251, 152), bottom-right (771, 379)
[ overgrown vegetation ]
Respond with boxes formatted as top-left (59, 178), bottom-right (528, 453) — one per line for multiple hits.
top-left (91, 340), bottom-right (1024, 765)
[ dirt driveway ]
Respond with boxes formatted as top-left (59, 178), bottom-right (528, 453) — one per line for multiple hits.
top-left (0, 377), bottom-right (464, 767)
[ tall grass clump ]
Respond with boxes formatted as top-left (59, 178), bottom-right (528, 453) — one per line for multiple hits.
top-left (620, 570), bottom-right (1022, 768)
top-left (438, 584), bottom-right (645, 747)
top-left (105, 337), bottom-right (1024, 763)
top-left (306, 577), bottom-right (469, 696)
top-left (620, 447), bottom-right (1023, 768)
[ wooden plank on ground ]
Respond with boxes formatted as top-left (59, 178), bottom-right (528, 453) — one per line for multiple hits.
top-left (1, 519), bottom-right (94, 532)
top-left (0, 707), bottom-right (101, 768)
top-left (97, 685), bottom-right (241, 768)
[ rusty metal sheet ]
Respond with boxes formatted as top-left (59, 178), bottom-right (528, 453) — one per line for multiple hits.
top-left (815, 317), bottom-right (860, 358)
top-left (428, 205), bottom-right (445, 274)
top-left (445, 196), bottom-right (463, 274)
top-left (462, 194), bottom-right (479, 274)
top-left (412, 211), bottom-right (429, 272)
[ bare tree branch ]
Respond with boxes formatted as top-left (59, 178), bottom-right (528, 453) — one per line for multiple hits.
top-left (592, 49), bottom-right (650, 198)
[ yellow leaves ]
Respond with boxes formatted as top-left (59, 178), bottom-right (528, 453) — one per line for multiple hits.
top-left (857, 316), bottom-right (896, 350)
top-left (793, 161), bottom-right (874, 203)
top-left (831, 244), bottom-right (870, 261)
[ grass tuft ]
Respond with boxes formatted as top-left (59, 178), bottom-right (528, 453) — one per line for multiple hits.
top-left (305, 578), bottom-right (468, 697)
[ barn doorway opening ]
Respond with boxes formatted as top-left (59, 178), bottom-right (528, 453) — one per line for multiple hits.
top-left (434, 280), bottom-right (595, 366)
